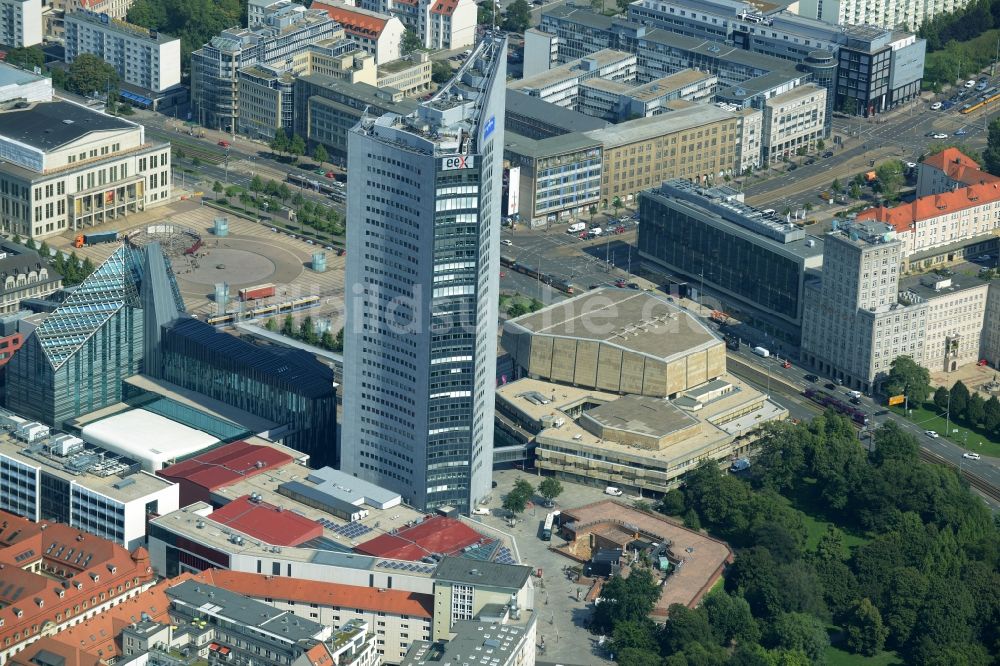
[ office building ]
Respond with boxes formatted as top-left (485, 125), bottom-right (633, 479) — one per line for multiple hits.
top-left (0, 411), bottom-right (179, 548)
top-left (294, 74), bottom-right (417, 162)
top-left (585, 104), bottom-right (760, 205)
top-left (0, 100), bottom-right (171, 239)
top-left (0, 60), bottom-right (52, 104)
top-left (577, 69), bottom-right (717, 122)
top-left (0, 0), bottom-right (42, 47)
top-left (190, 3), bottom-right (338, 133)
top-left (509, 48), bottom-right (638, 109)
top-left (0, 511), bottom-right (158, 663)
top-left (402, 614), bottom-right (536, 666)
top-left (360, 0), bottom-right (477, 51)
top-left (64, 12), bottom-right (182, 95)
top-left (311, 1), bottom-right (405, 64)
top-left (505, 89), bottom-right (609, 139)
top-left (5, 243), bottom-right (183, 428)
top-left (377, 52), bottom-right (433, 95)
top-left (341, 33), bottom-right (507, 511)
top-left (801, 219), bottom-right (923, 390)
top-left (900, 272), bottom-right (990, 374)
top-left (155, 316), bottom-right (338, 466)
top-left (794, 0), bottom-right (972, 30)
top-left (430, 558), bottom-right (533, 641)
top-left (982, 284), bottom-right (1000, 368)
top-left (639, 180), bottom-right (824, 345)
top-left (760, 83), bottom-right (826, 163)
top-left (856, 176), bottom-right (1000, 271)
top-left (0, 239), bottom-right (63, 314)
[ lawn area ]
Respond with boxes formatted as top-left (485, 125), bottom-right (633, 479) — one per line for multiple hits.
top-left (825, 644), bottom-right (904, 666)
top-left (890, 403), bottom-right (1000, 458)
top-left (800, 511), bottom-right (868, 556)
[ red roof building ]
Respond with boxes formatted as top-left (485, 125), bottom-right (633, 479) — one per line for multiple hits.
top-left (919, 148), bottom-right (1000, 192)
top-left (0, 511), bottom-right (157, 663)
top-left (157, 440), bottom-right (294, 506)
top-left (354, 516), bottom-right (486, 560)
top-left (209, 496), bottom-right (324, 546)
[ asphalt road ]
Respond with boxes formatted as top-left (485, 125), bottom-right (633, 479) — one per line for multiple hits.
top-left (728, 344), bottom-right (1000, 507)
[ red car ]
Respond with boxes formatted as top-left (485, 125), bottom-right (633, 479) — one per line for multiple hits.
top-left (615, 279), bottom-right (627, 288)
top-left (325, 171), bottom-right (335, 179)
top-left (579, 231), bottom-right (589, 239)
top-left (218, 140), bottom-right (230, 148)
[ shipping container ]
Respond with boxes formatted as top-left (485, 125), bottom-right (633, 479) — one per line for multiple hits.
top-left (238, 283), bottom-right (276, 301)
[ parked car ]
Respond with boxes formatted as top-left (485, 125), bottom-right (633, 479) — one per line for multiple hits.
top-left (963, 452), bottom-right (981, 460)
top-left (604, 486), bottom-right (624, 496)
top-left (932, 133), bottom-right (949, 139)
top-left (956, 128), bottom-right (968, 136)
top-left (964, 79), bottom-right (977, 88)
top-left (218, 140), bottom-right (230, 148)
top-left (500, 239), bottom-right (513, 246)
top-left (472, 507), bottom-right (491, 515)
top-left (930, 101), bottom-right (943, 110)
top-left (804, 374), bottom-right (819, 382)
top-left (822, 151), bottom-right (834, 158)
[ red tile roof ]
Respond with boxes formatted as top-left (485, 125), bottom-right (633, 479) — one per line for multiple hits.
top-left (209, 495), bottom-right (324, 546)
top-left (922, 147), bottom-right (1000, 188)
top-left (311, 2), bottom-right (389, 38)
top-left (0, 511), bottom-right (157, 657)
top-left (194, 569), bottom-right (433, 618)
top-left (855, 181), bottom-right (1000, 232)
top-left (157, 440), bottom-right (294, 505)
top-left (9, 638), bottom-right (105, 666)
top-left (430, 0), bottom-right (460, 15)
top-left (353, 516), bottom-right (485, 560)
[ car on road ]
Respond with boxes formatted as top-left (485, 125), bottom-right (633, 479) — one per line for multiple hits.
top-left (218, 140), bottom-right (230, 148)
top-left (825, 382), bottom-right (837, 390)
top-left (615, 279), bottom-right (627, 288)
top-left (931, 133), bottom-right (949, 139)
top-left (500, 239), bottom-right (512, 246)
top-left (941, 100), bottom-right (955, 110)
top-left (472, 507), bottom-right (491, 515)
top-left (874, 410), bottom-right (889, 417)
top-left (963, 452), bottom-right (982, 460)
top-left (804, 374), bottom-right (819, 382)
top-left (956, 128), bottom-right (968, 136)
top-left (604, 486), bottom-right (624, 496)
top-left (905, 161), bottom-right (917, 169)
top-left (930, 101), bottom-right (942, 110)
top-left (965, 79), bottom-right (977, 88)
top-left (627, 282), bottom-right (640, 289)
top-left (787, 163), bottom-right (798, 171)
top-left (822, 151), bottom-right (834, 158)
top-left (925, 430), bottom-right (940, 438)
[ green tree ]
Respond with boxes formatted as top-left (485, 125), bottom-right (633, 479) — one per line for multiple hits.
top-left (432, 60), bottom-right (454, 84)
top-left (658, 489), bottom-right (686, 515)
top-left (38, 241), bottom-right (50, 258)
top-left (502, 478), bottom-right (534, 516)
top-left (265, 318), bottom-right (277, 331)
top-left (477, 0), bottom-right (495, 24)
top-left (817, 139), bottom-right (826, 151)
top-left (271, 128), bottom-right (290, 155)
top-left (402, 29), bottom-right (422, 54)
top-left (239, 192), bottom-right (253, 212)
top-left (127, 0), bottom-right (240, 72)
top-left (831, 178), bottom-right (842, 194)
top-left (933, 385), bottom-right (950, 411)
top-left (502, 0), bottom-right (531, 32)
top-left (250, 175), bottom-right (265, 196)
top-left (289, 134), bottom-right (306, 160)
top-left (884, 355), bottom-right (931, 406)
top-left (5, 46), bottom-right (45, 70)
top-left (538, 477), bottom-right (563, 504)
top-left (281, 314), bottom-right (295, 336)
top-left (277, 183), bottom-right (292, 202)
top-left (611, 196), bottom-right (623, 218)
top-left (313, 144), bottom-right (329, 167)
top-left (615, 0), bottom-right (630, 11)
top-left (766, 612), bottom-right (829, 664)
top-left (849, 181), bottom-right (862, 199)
top-left (874, 159), bottom-right (905, 202)
top-left (702, 590), bottom-right (760, 646)
top-left (333, 327), bottom-right (344, 352)
top-left (298, 316), bottom-right (318, 345)
top-left (212, 180), bottom-right (224, 200)
top-left (591, 568), bottom-right (660, 633)
top-left (983, 116), bottom-right (1000, 176)
top-left (983, 395), bottom-right (1000, 431)
top-left (966, 392), bottom-right (986, 426)
top-left (291, 192), bottom-right (306, 207)
top-left (950, 380), bottom-right (970, 418)
top-left (845, 598), bottom-right (888, 656)
top-left (67, 53), bottom-right (119, 98)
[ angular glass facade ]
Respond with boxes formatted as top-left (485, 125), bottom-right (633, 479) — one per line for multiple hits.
top-left (4, 243), bottom-right (182, 427)
top-left (157, 317), bottom-right (338, 466)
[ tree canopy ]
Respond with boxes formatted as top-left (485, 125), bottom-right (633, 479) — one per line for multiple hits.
top-left (127, 0), bottom-right (242, 71)
top-left (884, 355), bottom-right (931, 406)
top-left (502, 0), bottom-right (531, 32)
top-left (66, 54), bottom-right (119, 98)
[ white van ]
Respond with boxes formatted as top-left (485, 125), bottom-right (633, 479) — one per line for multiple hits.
top-left (604, 486), bottom-right (624, 496)
top-left (761, 208), bottom-right (776, 216)
top-left (472, 507), bottom-right (490, 516)
top-left (567, 222), bottom-right (586, 233)
top-left (848, 390), bottom-right (862, 399)
top-left (930, 101), bottom-right (942, 110)
top-left (752, 346), bottom-right (770, 358)
top-left (965, 79), bottom-right (977, 88)
top-left (589, 227), bottom-right (603, 237)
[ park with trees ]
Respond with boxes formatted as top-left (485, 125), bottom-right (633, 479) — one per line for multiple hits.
top-left (582, 413), bottom-right (998, 665)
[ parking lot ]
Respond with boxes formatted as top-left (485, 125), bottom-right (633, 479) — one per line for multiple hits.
top-left (468, 469), bottom-right (627, 664)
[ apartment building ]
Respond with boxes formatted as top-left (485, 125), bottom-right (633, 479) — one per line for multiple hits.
top-left (342, 35), bottom-right (507, 511)
top-left (311, 1), bottom-right (405, 64)
top-left (0, 240), bottom-right (62, 314)
top-left (916, 147), bottom-right (1000, 198)
top-left (761, 83), bottom-right (826, 163)
top-left (360, 0), bottom-right (476, 51)
top-left (0, 100), bottom-right (170, 240)
top-left (584, 103), bottom-right (759, 205)
top-left (0, 412), bottom-right (180, 549)
top-left (638, 179), bottom-right (824, 345)
top-left (64, 12), bottom-right (181, 95)
top-left (403, 615), bottom-right (537, 666)
top-left (794, 0), bottom-right (972, 30)
top-left (0, 0), bottom-right (42, 47)
top-left (856, 179), bottom-right (1000, 270)
top-left (190, 2), bottom-right (337, 133)
top-left (801, 220), bottom-right (926, 391)
top-left (509, 48), bottom-right (638, 109)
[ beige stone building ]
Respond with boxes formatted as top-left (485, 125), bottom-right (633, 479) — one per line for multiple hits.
top-left (501, 287), bottom-right (726, 397)
top-left (901, 273), bottom-right (990, 374)
top-left (377, 52), bottom-right (433, 95)
top-left (761, 83), bottom-right (827, 164)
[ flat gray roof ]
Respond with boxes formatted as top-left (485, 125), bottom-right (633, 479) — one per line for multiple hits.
top-left (584, 104), bottom-right (735, 147)
top-left (503, 130), bottom-right (602, 160)
top-left (899, 272), bottom-right (990, 301)
top-left (0, 100), bottom-right (135, 152)
top-left (581, 394), bottom-right (699, 438)
top-left (0, 61), bottom-right (47, 87)
top-left (506, 90), bottom-right (609, 134)
top-left (434, 557), bottom-right (532, 590)
top-left (506, 288), bottom-right (720, 362)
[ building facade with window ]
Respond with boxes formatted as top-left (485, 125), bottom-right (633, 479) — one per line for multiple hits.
top-left (341, 35), bottom-right (507, 512)
top-left (0, 0), bottom-right (42, 47)
top-left (0, 100), bottom-right (171, 240)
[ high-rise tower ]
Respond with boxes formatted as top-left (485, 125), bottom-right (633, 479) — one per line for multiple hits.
top-left (341, 33), bottom-right (507, 511)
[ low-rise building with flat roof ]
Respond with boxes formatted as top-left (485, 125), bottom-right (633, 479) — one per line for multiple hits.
top-left (503, 287), bottom-right (725, 397)
top-left (509, 48), bottom-right (637, 109)
top-left (577, 69), bottom-right (717, 122)
top-left (377, 51), bottom-right (433, 95)
top-left (0, 61), bottom-right (52, 104)
top-left (0, 410), bottom-right (179, 549)
top-left (402, 614), bottom-right (537, 666)
top-left (638, 179), bottom-right (824, 346)
top-left (431, 558), bottom-right (534, 641)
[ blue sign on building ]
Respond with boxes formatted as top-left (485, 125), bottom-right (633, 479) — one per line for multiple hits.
top-left (483, 115), bottom-right (495, 141)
